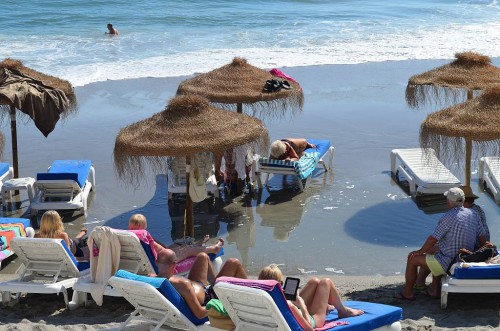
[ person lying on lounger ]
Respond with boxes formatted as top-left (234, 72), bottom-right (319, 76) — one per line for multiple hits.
top-left (258, 264), bottom-right (363, 331)
top-left (128, 213), bottom-right (224, 261)
top-left (155, 249), bottom-right (247, 319)
top-left (35, 210), bottom-right (89, 261)
top-left (270, 138), bottom-right (316, 161)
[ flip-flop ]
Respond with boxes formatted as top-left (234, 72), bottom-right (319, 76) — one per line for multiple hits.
top-left (413, 284), bottom-right (427, 291)
top-left (394, 291), bottom-right (416, 301)
top-left (281, 80), bottom-right (291, 89)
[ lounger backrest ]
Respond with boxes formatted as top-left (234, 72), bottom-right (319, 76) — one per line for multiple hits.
top-left (214, 277), bottom-right (301, 330)
top-left (91, 228), bottom-right (157, 275)
top-left (111, 269), bottom-right (208, 325)
top-left (10, 238), bottom-right (84, 277)
top-left (36, 160), bottom-right (92, 189)
top-left (0, 163), bottom-right (11, 177)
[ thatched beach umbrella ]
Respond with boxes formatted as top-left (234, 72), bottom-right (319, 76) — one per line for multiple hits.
top-left (114, 95), bottom-right (269, 238)
top-left (406, 52), bottom-right (500, 109)
top-left (420, 87), bottom-right (500, 186)
top-left (176, 57), bottom-right (303, 117)
top-left (0, 58), bottom-right (76, 177)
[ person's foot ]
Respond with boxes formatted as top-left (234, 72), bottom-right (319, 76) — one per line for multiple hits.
top-left (327, 304), bottom-right (335, 312)
top-left (76, 227), bottom-right (88, 239)
top-left (338, 307), bottom-right (364, 318)
top-left (206, 238), bottom-right (224, 254)
top-left (394, 291), bottom-right (416, 301)
top-left (201, 234), bottom-right (210, 245)
top-left (413, 283), bottom-right (427, 291)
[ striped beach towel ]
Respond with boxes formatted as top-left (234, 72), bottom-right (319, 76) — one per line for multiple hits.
top-left (295, 152), bottom-right (321, 180)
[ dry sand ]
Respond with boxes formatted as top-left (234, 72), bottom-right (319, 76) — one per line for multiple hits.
top-left (1, 272), bottom-right (499, 330)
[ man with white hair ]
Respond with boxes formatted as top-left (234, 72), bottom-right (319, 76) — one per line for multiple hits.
top-left (396, 187), bottom-right (487, 301)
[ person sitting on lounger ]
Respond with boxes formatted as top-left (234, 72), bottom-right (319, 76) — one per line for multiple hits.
top-left (258, 264), bottom-right (363, 331)
top-left (397, 187), bottom-right (488, 300)
top-left (270, 138), bottom-right (316, 161)
top-left (128, 213), bottom-right (224, 261)
top-left (155, 249), bottom-right (247, 319)
top-left (35, 210), bottom-right (89, 261)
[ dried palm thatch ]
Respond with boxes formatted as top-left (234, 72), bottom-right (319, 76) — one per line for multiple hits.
top-left (406, 52), bottom-right (500, 109)
top-left (0, 132), bottom-right (4, 159)
top-left (420, 87), bottom-right (500, 186)
top-left (0, 58), bottom-right (77, 177)
top-left (114, 95), bottom-right (269, 237)
top-left (176, 57), bottom-right (303, 118)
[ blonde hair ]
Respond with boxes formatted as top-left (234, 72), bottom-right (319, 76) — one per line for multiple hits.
top-left (258, 264), bottom-right (283, 283)
top-left (129, 213), bottom-right (147, 230)
top-left (39, 210), bottom-right (64, 239)
top-left (270, 140), bottom-right (286, 158)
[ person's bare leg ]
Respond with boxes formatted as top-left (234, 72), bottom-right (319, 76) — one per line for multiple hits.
top-left (187, 253), bottom-right (214, 285)
top-left (415, 268), bottom-right (431, 289)
top-left (322, 278), bottom-right (363, 318)
top-left (427, 275), bottom-right (442, 297)
top-left (402, 255), bottom-right (427, 299)
top-left (306, 279), bottom-right (329, 328)
top-left (75, 227), bottom-right (88, 239)
top-left (214, 258), bottom-right (247, 282)
top-left (299, 277), bottom-right (320, 308)
top-left (169, 238), bottom-right (224, 261)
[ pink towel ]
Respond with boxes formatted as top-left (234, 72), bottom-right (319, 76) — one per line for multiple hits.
top-left (269, 68), bottom-right (302, 90)
top-left (127, 229), bottom-right (158, 261)
top-left (216, 276), bottom-right (278, 291)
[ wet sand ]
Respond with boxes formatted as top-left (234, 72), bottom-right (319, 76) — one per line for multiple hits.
top-left (0, 59), bottom-right (499, 329)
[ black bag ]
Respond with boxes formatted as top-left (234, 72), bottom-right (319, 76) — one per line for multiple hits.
top-left (458, 244), bottom-right (498, 263)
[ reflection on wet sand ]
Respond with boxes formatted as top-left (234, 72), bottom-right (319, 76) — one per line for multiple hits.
top-left (256, 189), bottom-right (313, 242)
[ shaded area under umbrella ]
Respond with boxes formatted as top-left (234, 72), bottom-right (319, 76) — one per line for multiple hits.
top-left (406, 52), bottom-right (500, 109)
top-left (420, 87), bottom-right (500, 186)
top-left (114, 95), bottom-right (269, 238)
top-left (0, 59), bottom-right (77, 177)
top-left (176, 57), bottom-right (304, 118)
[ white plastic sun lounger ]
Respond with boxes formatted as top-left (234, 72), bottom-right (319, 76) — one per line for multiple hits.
top-left (0, 162), bottom-right (14, 198)
top-left (441, 261), bottom-right (500, 309)
top-left (109, 270), bottom-right (211, 331)
top-left (31, 160), bottom-right (95, 217)
top-left (256, 139), bottom-right (334, 191)
top-left (168, 154), bottom-right (219, 200)
top-left (390, 148), bottom-right (461, 197)
top-left (69, 228), bottom-right (158, 309)
top-left (214, 277), bottom-right (402, 331)
top-left (0, 238), bottom-right (90, 308)
top-left (479, 156), bottom-right (500, 204)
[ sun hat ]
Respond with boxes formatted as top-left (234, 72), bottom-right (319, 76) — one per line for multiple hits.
top-left (270, 140), bottom-right (286, 158)
top-left (444, 187), bottom-right (465, 203)
top-left (458, 185), bottom-right (479, 199)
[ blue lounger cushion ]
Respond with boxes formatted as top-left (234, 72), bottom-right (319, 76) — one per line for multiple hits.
top-left (114, 269), bottom-right (208, 325)
top-left (0, 163), bottom-right (11, 177)
top-left (59, 239), bottom-right (90, 272)
top-left (37, 160), bottom-right (92, 189)
top-left (453, 263), bottom-right (500, 279)
top-left (218, 277), bottom-right (401, 331)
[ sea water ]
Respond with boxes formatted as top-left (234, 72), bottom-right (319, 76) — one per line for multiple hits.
top-left (0, 1), bottom-right (499, 276)
top-left (0, 0), bottom-right (498, 86)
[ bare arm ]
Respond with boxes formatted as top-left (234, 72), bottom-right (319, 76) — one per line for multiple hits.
top-left (409, 236), bottom-right (438, 259)
top-left (169, 277), bottom-right (208, 319)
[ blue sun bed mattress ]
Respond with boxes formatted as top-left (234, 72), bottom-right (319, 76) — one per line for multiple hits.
top-left (452, 262), bottom-right (500, 279)
top-left (36, 160), bottom-right (92, 188)
top-left (217, 277), bottom-right (402, 331)
top-left (259, 139), bottom-right (331, 179)
top-left (0, 163), bottom-right (11, 177)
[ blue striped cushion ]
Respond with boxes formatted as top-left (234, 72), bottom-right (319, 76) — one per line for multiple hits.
top-left (259, 157), bottom-right (296, 168)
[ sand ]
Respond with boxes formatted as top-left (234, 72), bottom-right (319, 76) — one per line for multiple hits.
top-left (1, 273), bottom-right (499, 330)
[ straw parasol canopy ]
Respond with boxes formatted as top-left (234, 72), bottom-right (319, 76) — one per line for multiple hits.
top-left (0, 58), bottom-right (77, 177)
top-left (114, 95), bottom-right (269, 237)
top-left (176, 57), bottom-right (303, 118)
top-left (420, 87), bottom-right (500, 186)
top-left (406, 52), bottom-right (500, 109)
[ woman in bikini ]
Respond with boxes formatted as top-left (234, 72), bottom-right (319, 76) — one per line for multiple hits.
top-left (270, 138), bottom-right (316, 161)
top-left (259, 264), bottom-right (364, 331)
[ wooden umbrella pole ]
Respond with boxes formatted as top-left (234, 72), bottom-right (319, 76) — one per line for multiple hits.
top-left (467, 89), bottom-right (473, 100)
top-left (185, 155), bottom-right (194, 238)
top-left (237, 102), bottom-right (243, 114)
top-left (10, 105), bottom-right (19, 178)
top-left (465, 137), bottom-right (472, 187)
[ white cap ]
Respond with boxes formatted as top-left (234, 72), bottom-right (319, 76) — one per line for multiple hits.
top-left (444, 187), bottom-right (465, 203)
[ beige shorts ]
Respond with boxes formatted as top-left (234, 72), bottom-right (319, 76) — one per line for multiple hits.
top-left (426, 254), bottom-right (446, 276)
